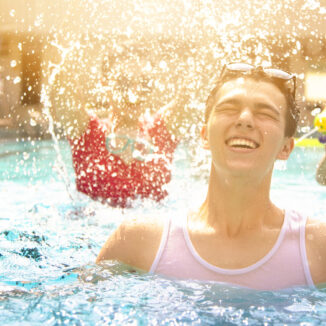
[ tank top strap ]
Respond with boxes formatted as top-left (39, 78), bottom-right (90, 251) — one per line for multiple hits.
top-left (285, 209), bottom-right (315, 287)
top-left (149, 217), bottom-right (171, 273)
top-left (296, 211), bottom-right (315, 288)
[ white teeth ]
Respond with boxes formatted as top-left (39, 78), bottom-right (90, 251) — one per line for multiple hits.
top-left (227, 138), bottom-right (258, 149)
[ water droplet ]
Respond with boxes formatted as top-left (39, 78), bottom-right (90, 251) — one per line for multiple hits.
top-left (30, 119), bottom-right (37, 127)
top-left (13, 77), bottom-right (21, 84)
top-left (311, 108), bottom-right (321, 116)
top-left (127, 90), bottom-right (137, 103)
top-left (159, 60), bottom-right (168, 71)
top-left (298, 73), bottom-right (305, 80)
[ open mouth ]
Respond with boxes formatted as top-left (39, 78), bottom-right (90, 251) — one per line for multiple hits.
top-left (226, 137), bottom-right (259, 149)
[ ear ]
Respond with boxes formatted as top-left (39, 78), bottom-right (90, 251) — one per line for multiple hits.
top-left (201, 125), bottom-right (210, 150)
top-left (277, 137), bottom-right (295, 160)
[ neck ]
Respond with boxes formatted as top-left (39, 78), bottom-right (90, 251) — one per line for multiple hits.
top-left (198, 165), bottom-right (282, 237)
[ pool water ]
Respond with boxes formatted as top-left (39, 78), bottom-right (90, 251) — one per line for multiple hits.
top-left (0, 138), bottom-right (326, 325)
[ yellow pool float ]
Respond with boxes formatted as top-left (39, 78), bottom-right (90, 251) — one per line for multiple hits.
top-left (295, 109), bottom-right (326, 147)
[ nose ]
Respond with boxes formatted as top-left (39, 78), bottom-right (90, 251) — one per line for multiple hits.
top-left (235, 108), bottom-right (254, 129)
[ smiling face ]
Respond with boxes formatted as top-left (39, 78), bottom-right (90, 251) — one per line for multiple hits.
top-left (202, 77), bottom-right (294, 180)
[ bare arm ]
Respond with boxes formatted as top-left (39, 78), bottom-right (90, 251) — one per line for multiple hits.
top-left (305, 218), bottom-right (326, 287)
top-left (316, 146), bottom-right (326, 185)
top-left (96, 217), bottom-right (164, 272)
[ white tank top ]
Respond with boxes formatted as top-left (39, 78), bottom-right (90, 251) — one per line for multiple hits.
top-left (150, 210), bottom-right (314, 290)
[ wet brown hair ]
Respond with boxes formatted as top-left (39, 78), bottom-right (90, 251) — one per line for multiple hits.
top-left (205, 74), bottom-right (300, 137)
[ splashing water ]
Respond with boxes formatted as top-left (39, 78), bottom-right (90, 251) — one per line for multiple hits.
top-left (37, 0), bottom-right (326, 154)
top-left (40, 40), bottom-right (92, 202)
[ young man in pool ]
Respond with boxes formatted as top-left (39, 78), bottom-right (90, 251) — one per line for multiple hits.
top-left (96, 63), bottom-right (326, 290)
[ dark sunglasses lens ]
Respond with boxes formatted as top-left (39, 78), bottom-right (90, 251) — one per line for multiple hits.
top-left (226, 63), bottom-right (254, 72)
top-left (263, 68), bottom-right (293, 80)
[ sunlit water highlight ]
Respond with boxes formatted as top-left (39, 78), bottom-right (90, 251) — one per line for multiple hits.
top-left (0, 139), bottom-right (326, 325)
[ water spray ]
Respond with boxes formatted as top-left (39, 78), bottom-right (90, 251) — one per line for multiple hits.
top-left (40, 41), bottom-right (83, 202)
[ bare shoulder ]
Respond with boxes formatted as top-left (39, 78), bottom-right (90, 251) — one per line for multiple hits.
top-left (305, 217), bottom-right (326, 285)
top-left (96, 216), bottom-right (166, 272)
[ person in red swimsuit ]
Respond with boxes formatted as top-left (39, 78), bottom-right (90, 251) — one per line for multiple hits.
top-left (54, 72), bottom-right (185, 207)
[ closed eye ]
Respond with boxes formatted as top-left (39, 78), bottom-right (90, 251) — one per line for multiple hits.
top-left (255, 103), bottom-right (280, 120)
top-left (214, 98), bottom-right (241, 113)
top-left (256, 108), bottom-right (280, 121)
top-left (215, 104), bottom-right (238, 114)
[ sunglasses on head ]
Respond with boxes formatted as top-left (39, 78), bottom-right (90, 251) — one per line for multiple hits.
top-left (220, 63), bottom-right (296, 98)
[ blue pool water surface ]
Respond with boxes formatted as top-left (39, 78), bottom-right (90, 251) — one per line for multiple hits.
top-left (0, 137), bottom-right (326, 325)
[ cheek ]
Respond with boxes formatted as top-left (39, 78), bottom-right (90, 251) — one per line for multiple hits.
top-left (262, 118), bottom-right (286, 137)
top-left (207, 122), bottom-right (223, 139)
top-left (207, 116), bottom-right (234, 141)
top-left (209, 115), bottom-right (231, 130)
top-left (263, 130), bottom-right (284, 147)
top-left (262, 129), bottom-right (288, 157)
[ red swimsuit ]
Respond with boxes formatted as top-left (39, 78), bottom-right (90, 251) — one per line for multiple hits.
top-left (69, 115), bottom-right (178, 207)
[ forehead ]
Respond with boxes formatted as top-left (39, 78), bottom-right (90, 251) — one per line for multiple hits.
top-left (214, 77), bottom-right (287, 109)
